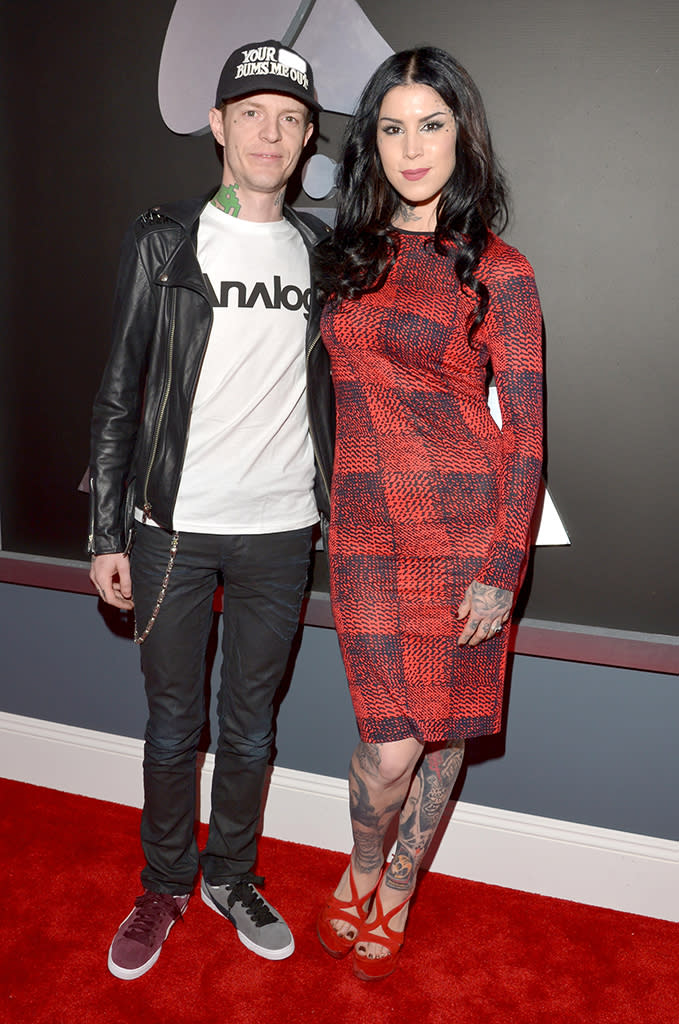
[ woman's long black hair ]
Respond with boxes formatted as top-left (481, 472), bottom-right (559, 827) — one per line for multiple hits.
top-left (316, 46), bottom-right (509, 343)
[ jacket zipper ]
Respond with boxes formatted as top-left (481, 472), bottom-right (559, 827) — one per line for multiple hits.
top-left (306, 328), bottom-right (331, 507)
top-left (141, 289), bottom-right (177, 520)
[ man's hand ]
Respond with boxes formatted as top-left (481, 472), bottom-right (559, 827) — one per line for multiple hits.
top-left (90, 553), bottom-right (134, 610)
top-left (457, 580), bottom-right (512, 646)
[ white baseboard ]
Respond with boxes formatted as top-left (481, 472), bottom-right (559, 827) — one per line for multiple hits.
top-left (1, 711), bottom-right (677, 921)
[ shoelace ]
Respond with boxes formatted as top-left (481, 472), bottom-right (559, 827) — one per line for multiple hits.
top-left (227, 880), bottom-right (278, 927)
top-left (124, 892), bottom-right (182, 945)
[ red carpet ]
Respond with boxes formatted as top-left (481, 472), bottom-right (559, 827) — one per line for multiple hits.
top-left (1, 778), bottom-right (677, 1023)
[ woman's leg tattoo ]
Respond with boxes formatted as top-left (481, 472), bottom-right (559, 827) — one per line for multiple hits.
top-left (349, 743), bottom-right (407, 873)
top-left (385, 740), bottom-right (465, 893)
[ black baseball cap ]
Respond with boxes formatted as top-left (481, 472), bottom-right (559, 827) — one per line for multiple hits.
top-left (215, 39), bottom-right (321, 113)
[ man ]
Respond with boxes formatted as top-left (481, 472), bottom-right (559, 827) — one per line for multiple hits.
top-left (89, 39), bottom-right (333, 980)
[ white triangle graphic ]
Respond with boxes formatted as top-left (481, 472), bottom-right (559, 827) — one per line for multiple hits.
top-left (488, 386), bottom-right (569, 546)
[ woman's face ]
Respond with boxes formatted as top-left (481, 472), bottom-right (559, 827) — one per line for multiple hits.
top-left (376, 82), bottom-right (457, 229)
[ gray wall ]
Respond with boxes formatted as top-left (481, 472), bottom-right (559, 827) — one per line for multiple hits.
top-left (1, 581), bottom-right (676, 842)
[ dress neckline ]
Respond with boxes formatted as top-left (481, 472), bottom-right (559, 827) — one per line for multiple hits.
top-left (392, 227), bottom-right (435, 236)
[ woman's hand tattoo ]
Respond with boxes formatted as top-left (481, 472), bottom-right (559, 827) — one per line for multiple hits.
top-left (457, 580), bottom-right (513, 646)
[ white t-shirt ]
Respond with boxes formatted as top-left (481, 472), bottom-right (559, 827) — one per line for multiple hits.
top-left (146, 204), bottom-right (318, 534)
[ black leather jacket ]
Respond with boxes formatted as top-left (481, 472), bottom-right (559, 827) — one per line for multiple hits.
top-left (89, 190), bottom-right (334, 555)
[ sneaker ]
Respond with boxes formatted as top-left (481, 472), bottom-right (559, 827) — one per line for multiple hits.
top-left (107, 890), bottom-right (190, 980)
top-left (200, 876), bottom-right (294, 960)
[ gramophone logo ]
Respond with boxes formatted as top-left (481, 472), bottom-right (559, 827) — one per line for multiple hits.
top-left (157, 0), bottom-right (568, 546)
top-left (158, 0), bottom-right (393, 200)
top-left (159, 0), bottom-right (392, 126)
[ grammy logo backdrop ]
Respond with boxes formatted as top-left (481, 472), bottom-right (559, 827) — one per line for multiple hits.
top-left (1, 0), bottom-right (676, 636)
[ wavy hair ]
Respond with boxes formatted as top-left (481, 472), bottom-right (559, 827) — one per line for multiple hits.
top-left (316, 47), bottom-right (509, 343)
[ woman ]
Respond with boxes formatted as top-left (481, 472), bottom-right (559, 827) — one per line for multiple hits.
top-left (315, 46), bottom-right (543, 981)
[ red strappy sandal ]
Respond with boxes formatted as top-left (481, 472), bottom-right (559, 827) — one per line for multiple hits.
top-left (317, 862), bottom-right (381, 959)
top-left (351, 885), bottom-right (412, 981)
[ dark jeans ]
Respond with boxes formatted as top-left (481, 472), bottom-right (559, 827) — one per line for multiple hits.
top-left (130, 522), bottom-right (312, 894)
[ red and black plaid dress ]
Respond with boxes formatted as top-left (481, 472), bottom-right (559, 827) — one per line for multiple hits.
top-left (321, 230), bottom-right (543, 743)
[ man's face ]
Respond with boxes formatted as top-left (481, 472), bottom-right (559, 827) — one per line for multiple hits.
top-left (209, 93), bottom-right (313, 198)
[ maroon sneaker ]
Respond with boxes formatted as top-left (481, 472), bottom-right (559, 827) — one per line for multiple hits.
top-left (107, 890), bottom-right (190, 980)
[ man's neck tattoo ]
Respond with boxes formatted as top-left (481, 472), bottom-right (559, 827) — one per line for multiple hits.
top-left (273, 188), bottom-right (285, 209)
top-left (212, 183), bottom-right (241, 218)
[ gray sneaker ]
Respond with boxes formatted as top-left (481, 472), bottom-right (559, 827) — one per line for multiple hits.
top-left (200, 876), bottom-right (294, 960)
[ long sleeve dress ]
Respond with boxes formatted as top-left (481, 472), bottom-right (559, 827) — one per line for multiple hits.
top-left (321, 230), bottom-right (543, 743)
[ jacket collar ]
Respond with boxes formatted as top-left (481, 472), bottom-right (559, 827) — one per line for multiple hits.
top-left (154, 190), bottom-right (215, 235)
top-left (156, 188), bottom-right (327, 246)
top-left (152, 189), bottom-right (328, 290)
